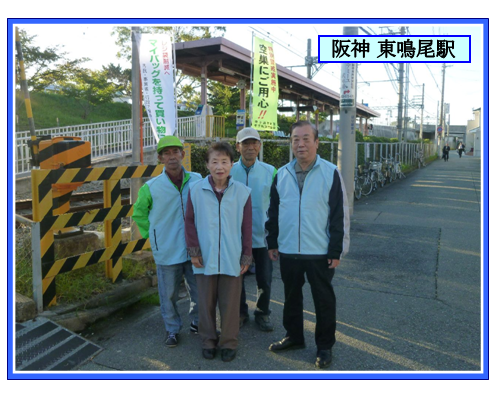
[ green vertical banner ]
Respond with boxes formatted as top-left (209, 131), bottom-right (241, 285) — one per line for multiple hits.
top-left (251, 37), bottom-right (279, 131)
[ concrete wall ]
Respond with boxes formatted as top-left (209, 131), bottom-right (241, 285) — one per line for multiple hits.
top-left (466, 109), bottom-right (481, 151)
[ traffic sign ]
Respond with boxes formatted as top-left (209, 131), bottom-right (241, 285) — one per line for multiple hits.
top-left (437, 126), bottom-right (443, 133)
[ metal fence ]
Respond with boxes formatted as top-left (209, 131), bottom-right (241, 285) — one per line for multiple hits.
top-left (356, 141), bottom-right (435, 167)
top-left (16, 116), bottom-right (226, 175)
top-left (16, 118), bottom-right (434, 176)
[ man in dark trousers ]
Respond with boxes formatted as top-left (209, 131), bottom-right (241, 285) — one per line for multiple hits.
top-left (265, 121), bottom-right (350, 369)
top-left (231, 127), bottom-right (277, 332)
top-left (458, 142), bottom-right (464, 158)
top-left (443, 143), bottom-right (451, 161)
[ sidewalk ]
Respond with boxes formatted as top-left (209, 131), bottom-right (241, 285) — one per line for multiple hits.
top-left (78, 151), bottom-right (482, 372)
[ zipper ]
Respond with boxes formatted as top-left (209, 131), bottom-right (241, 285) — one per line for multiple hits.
top-left (218, 199), bottom-right (221, 273)
top-left (216, 184), bottom-right (232, 273)
top-left (298, 190), bottom-right (302, 253)
top-left (286, 167), bottom-right (302, 253)
top-left (154, 229), bottom-right (159, 251)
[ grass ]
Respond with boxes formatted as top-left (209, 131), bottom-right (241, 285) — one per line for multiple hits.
top-left (139, 292), bottom-right (160, 306)
top-left (15, 230), bottom-right (156, 305)
top-left (16, 91), bottom-right (132, 131)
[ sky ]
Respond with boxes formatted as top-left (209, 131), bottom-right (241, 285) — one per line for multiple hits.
top-left (15, 20), bottom-right (484, 128)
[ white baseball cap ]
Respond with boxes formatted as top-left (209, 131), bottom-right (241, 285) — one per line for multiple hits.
top-left (236, 127), bottom-right (261, 143)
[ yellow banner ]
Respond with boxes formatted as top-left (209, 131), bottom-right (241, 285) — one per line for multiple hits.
top-left (251, 37), bottom-right (279, 131)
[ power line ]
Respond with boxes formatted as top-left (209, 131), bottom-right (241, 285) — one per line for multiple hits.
top-left (248, 26), bottom-right (305, 61)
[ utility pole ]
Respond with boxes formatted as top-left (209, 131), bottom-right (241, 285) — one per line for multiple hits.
top-left (338, 26), bottom-right (358, 215)
top-left (131, 26), bottom-right (142, 240)
top-left (396, 26), bottom-right (406, 141)
top-left (420, 84), bottom-right (425, 140)
top-left (307, 39), bottom-right (312, 79)
top-left (439, 64), bottom-right (452, 150)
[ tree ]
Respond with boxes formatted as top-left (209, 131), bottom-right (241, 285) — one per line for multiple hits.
top-left (16, 28), bottom-right (90, 92)
top-left (207, 81), bottom-right (241, 115)
top-left (59, 68), bottom-right (120, 119)
top-left (103, 63), bottom-right (132, 96)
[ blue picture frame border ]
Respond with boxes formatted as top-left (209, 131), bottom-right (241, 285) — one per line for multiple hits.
top-left (7, 17), bottom-right (489, 380)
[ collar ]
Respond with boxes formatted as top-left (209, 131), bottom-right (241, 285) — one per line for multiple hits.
top-left (204, 175), bottom-right (233, 191)
top-left (288, 155), bottom-right (320, 173)
top-left (239, 157), bottom-right (257, 172)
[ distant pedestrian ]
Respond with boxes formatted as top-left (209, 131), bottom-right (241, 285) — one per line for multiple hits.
top-left (231, 127), bottom-right (277, 332)
top-left (185, 142), bottom-right (252, 363)
top-left (265, 121), bottom-right (350, 369)
top-left (132, 136), bottom-right (201, 348)
top-left (443, 143), bottom-right (450, 162)
top-left (458, 142), bottom-right (464, 158)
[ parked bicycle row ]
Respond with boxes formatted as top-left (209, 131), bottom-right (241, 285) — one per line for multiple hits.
top-left (354, 154), bottom-right (407, 199)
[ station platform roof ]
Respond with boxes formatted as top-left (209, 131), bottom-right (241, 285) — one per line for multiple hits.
top-left (174, 37), bottom-right (380, 119)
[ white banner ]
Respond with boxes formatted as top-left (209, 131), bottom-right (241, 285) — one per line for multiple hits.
top-left (135, 33), bottom-right (176, 140)
top-left (340, 63), bottom-right (356, 108)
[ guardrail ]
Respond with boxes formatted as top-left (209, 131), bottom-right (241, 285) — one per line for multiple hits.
top-left (30, 164), bottom-right (165, 311)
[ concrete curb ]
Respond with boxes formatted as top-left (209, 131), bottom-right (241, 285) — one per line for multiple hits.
top-left (18, 275), bottom-right (159, 332)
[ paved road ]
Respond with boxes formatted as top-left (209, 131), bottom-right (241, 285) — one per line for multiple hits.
top-left (78, 151), bottom-right (483, 373)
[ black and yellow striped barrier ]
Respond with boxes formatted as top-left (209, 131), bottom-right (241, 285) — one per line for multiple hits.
top-left (32, 164), bottom-right (164, 308)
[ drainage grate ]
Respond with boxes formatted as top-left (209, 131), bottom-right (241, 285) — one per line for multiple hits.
top-left (16, 317), bottom-right (102, 371)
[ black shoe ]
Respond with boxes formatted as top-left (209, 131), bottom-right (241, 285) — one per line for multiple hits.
top-left (221, 348), bottom-right (237, 362)
top-left (255, 314), bottom-right (274, 332)
top-left (190, 322), bottom-right (199, 334)
top-left (269, 337), bottom-right (305, 352)
top-left (165, 332), bottom-right (178, 348)
top-left (315, 349), bottom-right (332, 369)
top-left (202, 348), bottom-right (216, 360)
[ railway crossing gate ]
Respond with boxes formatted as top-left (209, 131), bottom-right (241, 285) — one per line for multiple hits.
top-left (30, 164), bottom-right (164, 311)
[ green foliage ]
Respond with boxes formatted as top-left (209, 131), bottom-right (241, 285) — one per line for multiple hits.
top-left (190, 144), bottom-right (209, 177)
top-left (207, 82), bottom-right (240, 115)
top-left (121, 258), bottom-right (155, 281)
top-left (16, 28), bottom-right (91, 93)
top-left (60, 68), bottom-right (121, 119)
top-left (140, 292), bottom-right (160, 306)
top-left (55, 263), bottom-right (113, 304)
top-left (103, 63), bottom-right (132, 96)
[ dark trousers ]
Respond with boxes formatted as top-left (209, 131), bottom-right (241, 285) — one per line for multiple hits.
top-left (443, 152), bottom-right (449, 161)
top-left (240, 247), bottom-right (273, 316)
top-left (280, 255), bottom-right (336, 350)
top-left (195, 274), bottom-right (242, 350)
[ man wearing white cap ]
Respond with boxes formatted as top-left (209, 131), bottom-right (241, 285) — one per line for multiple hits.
top-left (132, 136), bottom-right (202, 348)
top-left (231, 127), bottom-right (277, 332)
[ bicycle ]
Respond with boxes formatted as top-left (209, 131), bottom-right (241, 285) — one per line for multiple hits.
top-left (358, 162), bottom-right (373, 196)
top-left (354, 166), bottom-right (362, 200)
top-left (381, 156), bottom-right (395, 183)
top-left (415, 148), bottom-right (426, 168)
top-left (369, 160), bottom-right (386, 188)
top-left (394, 153), bottom-right (406, 179)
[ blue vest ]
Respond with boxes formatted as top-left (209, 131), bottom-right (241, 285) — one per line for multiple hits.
top-left (189, 177), bottom-right (251, 277)
top-left (147, 169), bottom-right (202, 265)
top-left (231, 159), bottom-right (276, 248)
top-left (276, 155), bottom-right (336, 255)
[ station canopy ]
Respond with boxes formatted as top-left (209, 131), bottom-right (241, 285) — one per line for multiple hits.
top-left (174, 37), bottom-right (380, 119)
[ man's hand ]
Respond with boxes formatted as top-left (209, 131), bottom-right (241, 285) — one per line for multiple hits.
top-left (328, 259), bottom-right (340, 269)
top-left (268, 249), bottom-right (279, 261)
top-left (191, 256), bottom-right (204, 268)
top-left (240, 264), bottom-right (250, 275)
